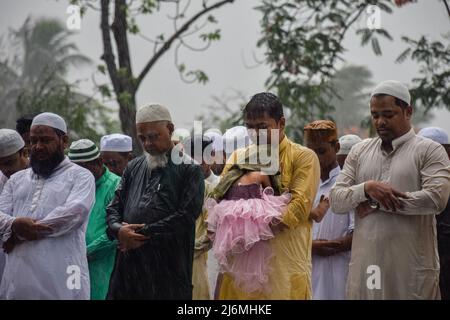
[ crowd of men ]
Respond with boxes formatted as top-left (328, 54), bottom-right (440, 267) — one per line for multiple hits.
top-left (0, 79), bottom-right (449, 300)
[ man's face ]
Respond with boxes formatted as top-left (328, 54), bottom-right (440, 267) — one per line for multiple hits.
top-left (77, 158), bottom-right (104, 181)
top-left (211, 150), bottom-right (226, 176)
top-left (306, 140), bottom-right (339, 171)
top-left (137, 121), bottom-right (174, 156)
top-left (0, 150), bottom-right (28, 178)
top-left (101, 151), bottom-right (130, 176)
top-left (29, 125), bottom-right (67, 177)
top-left (244, 113), bottom-right (285, 145)
top-left (370, 95), bottom-right (412, 144)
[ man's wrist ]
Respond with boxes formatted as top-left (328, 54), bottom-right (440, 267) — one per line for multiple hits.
top-left (364, 181), bottom-right (372, 199)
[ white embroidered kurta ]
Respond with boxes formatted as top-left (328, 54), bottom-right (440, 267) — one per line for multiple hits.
top-left (0, 172), bottom-right (7, 194)
top-left (0, 157), bottom-right (95, 299)
top-left (312, 166), bottom-right (354, 300)
top-left (0, 171), bottom-right (9, 285)
top-left (204, 172), bottom-right (221, 298)
top-left (330, 129), bottom-right (450, 299)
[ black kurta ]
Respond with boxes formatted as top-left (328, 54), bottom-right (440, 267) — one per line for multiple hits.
top-left (105, 154), bottom-right (204, 299)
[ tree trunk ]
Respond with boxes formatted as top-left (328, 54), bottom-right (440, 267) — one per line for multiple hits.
top-left (118, 91), bottom-right (142, 155)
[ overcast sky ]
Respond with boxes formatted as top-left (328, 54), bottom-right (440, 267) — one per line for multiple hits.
top-left (1, 0), bottom-right (449, 136)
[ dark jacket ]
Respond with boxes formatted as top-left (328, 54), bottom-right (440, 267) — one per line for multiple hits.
top-left (106, 153), bottom-right (204, 299)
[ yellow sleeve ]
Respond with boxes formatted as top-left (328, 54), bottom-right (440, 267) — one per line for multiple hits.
top-left (281, 148), bottom-right (320, 228)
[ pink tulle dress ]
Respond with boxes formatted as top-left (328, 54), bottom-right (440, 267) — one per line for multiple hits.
top-left (206, 183), bottom-right (291, 294)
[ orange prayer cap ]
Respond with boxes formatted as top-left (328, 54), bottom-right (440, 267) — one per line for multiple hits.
top-left (303, 120), bottom-right (338, 143)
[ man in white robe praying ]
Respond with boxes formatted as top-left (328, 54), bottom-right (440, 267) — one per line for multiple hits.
top-left (0, 112), bottom-right (95, 299)
top-left (330, 80), bottom-right (450, 299)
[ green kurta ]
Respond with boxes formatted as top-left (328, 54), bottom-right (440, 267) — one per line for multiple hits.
top-left (86, 166), bottom-right (120, 300)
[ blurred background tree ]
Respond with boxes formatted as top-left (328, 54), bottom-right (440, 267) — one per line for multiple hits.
top-left (0, 17), bottom-right (119, 141)
top-left (72, 0), bottom-right (236, 153)
top-left (255, 0), bottom-right (448, 142)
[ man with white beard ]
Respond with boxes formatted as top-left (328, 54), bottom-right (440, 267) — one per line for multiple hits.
top-left (106, 103), bottom-right (205, 300)
top-left (0, 112), bottom-right (95, 299)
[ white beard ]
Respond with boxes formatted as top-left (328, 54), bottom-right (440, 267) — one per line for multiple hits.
top-left (145, 151), bottom-right (169, 171)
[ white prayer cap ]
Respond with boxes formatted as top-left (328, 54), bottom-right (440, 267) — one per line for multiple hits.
top-left (370, 80), bottom-right (411, 106)
top-left (136, 103), bottom-right (172, 124)
top-left (223, 126), bottom-right (250, 153)
top-left (68, 139), bottom-right (100, 163)
top-left (337, 134), bottom-right (362, 155)
top-left (100, 134), bottom-right (132, 152)
top-left (418, 127), bottom-right (449, 145)
top-left (171, 128), bottom-right (190, 143)
top-left (31, 112), bottom-right (67, 133)
top-left (0, 129), bottom-right (25, 158)
top-left (205, 130), bottom-right (224, 152)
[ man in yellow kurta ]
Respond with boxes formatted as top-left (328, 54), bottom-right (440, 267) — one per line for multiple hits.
top-left (218, 92), bottom-right (320, 300)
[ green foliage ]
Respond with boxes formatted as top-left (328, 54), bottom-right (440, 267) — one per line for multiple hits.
top-left (396, 34), bottom-right (450, 112)
top-left (256, 0), bottom-right (447, 142)
top-left (200, 29), bottom-right (221, 42)
top-left (16, 81), bottom-right (119, 142)
top-left (256, 0), bottom-right (391, 141)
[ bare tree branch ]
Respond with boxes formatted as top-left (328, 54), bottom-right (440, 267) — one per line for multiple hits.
top-left (135, 0), bottom-right (234, 88)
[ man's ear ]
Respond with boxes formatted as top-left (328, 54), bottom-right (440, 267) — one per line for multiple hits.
top-left (20, 147), bottom-right (29, 159)
top-left (62, 134), bottom-right (69, 150)
top-left (97, 157), bottom-right (104, 166)
top-left (335, 142), bottom-right (341, 154)
top-left (405, 105), bottom-right (413, 120)
top-left (167, 122), bottom-right (175, 136)
top-left (278, 117), bottom-right (286, 131)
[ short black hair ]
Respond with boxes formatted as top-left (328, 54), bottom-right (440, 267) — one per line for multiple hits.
top-left (16, 113), bottom-right (37, 136)
top-left (372, 94), bottom-right (409, 109)
top-left (243, 92), bottom-right (284, 121)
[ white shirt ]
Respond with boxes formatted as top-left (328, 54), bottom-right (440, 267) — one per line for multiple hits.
top-left (0, 172), bottom-right (7, 194)
top-left (0, 171), bottom-right (8, 286)
top-left (204, 171), bottom-right (221, 298)
top-left (0, 170), bottom-right (13, 244)
top-left (312, 165), bottom-right (354, 300)
top-left (0, 157), bottom-right (95, 299)
top-left (205, 171), bottom-right (220, 188)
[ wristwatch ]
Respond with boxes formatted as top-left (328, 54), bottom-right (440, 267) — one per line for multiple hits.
top-left (368, 199), bottom-right (380, 209)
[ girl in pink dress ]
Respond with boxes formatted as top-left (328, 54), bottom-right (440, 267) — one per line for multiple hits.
top-left (206, 170), bottom-right (291, 294)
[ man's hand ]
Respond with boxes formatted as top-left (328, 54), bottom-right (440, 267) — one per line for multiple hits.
top-left (309, 195), bottom-right (330, 222)
top-left (356, 201), bottom-right (377, 219)
top-left (312, 239), bottom-right (342, 256)
top-left (364, 180), bottom-right (409, 212)
top-left (270, 218), bottom-right (288, 235)
top-left (11, 217), bottom-right (52, 241)
top-left (3, 233), bottom-right (23, 254)
top-left (118, 224), bottom-right (150, 252)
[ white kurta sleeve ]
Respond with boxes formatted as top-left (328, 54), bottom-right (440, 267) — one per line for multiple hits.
top-left (347, 210), bottom-right (355, 233)
top-left (330, 145), bottom-right (367, 214)
top-left (0, 179), bottom-right (15, 241)
top-left (382, 144), bottom-right (450, 216)
top-left (36, 169), bottom-right (95, 238)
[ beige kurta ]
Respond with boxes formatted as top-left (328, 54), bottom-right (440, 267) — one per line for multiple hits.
top-left (330, 129), bottom-right (450, 299)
